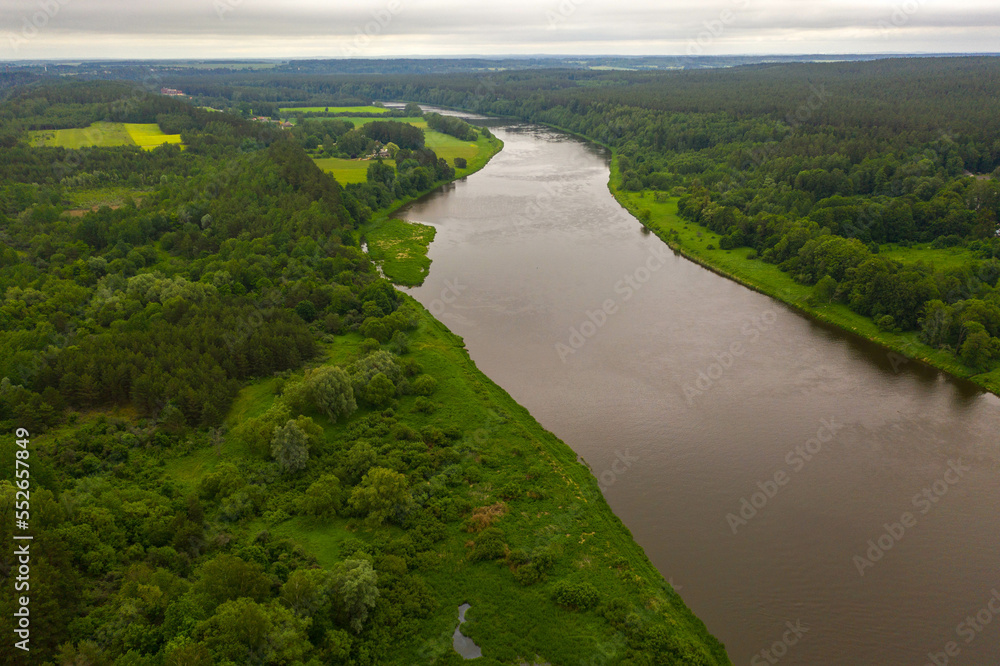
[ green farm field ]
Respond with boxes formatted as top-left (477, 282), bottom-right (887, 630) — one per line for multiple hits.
top-left (29, 122), bottom-right (182, 150)
top-left (312, 157), bottom-right (394, 185)
top-left (280, 105), bottom-right (389, 114)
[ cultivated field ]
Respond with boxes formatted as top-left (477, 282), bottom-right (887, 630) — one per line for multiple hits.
top-left (280, 105), bottom-right (389, 114)
top-left (29, 122), bottom-right (182, 150)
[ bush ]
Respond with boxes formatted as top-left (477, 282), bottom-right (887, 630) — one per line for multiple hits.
top-left (552, 580), bottom-right (600, 610)
top-left (414, 397), bottom-right (436, 414)
top-left (361, 372), bottom-right (396, 407)
top-left (875, 314), bottom-right (896, 331)
top-left (387, 331), bottom-right (410, 354)
top-left (454, 157), bottom-right (467, 169)
top-left (412, 374), bottom-right (437, 395)
top-left (470, 527), bottom-right (506, 561)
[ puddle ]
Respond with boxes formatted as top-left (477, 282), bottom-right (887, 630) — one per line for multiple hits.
top-left (452, 603), bottom-right (482, 660)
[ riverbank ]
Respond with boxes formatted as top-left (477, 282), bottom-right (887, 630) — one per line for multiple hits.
top-left (359, 133), bottom-right (504, 286)
top-left (607, 159), bottom-right (1000, 397)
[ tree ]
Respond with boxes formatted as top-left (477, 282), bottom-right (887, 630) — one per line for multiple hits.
top-left (331, 559), bottom-right (379, 633)
top-left (960, 322), bottom-right (995, 369)
top-left (307, 366), bottom-right (357, 421)
top-left (295, 299), bottom-right (317, 322)
top-left (194, 554), bottom-right (272, 609)
top-left (361, 372), bottom-right (395, 406)
top-left (403, 102), bottom-right (423, 116)
top-left (280, 567), bottom-right (333, 616)
top-left (301, 474), bottom-right (343, 519)
top-left (810, 275), bottom-right (837, 305)
top-left (197, 598), bottom-right (310, 665)
top-left (271, 420), bottom-right (310, 473)
top-left (348, 467), bottom-right (411, 526)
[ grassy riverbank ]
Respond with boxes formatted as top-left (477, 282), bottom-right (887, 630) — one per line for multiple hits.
top-left (608, 160), bottom-right (1000, 397)
top-left (365, 219), bottom-right (436, 286)
top-left (360, 133), bottom-right (504, 286)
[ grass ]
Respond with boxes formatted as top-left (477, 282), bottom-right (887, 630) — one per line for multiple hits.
top-left (879, 242), bottom-right (977, 271)
top-left (364, 218), bottom-right (437, 286)
top-left (313, 157), bottom-right (391, 185)
top-left (609, 161), bottom-right (1000, 397)
top-left (424, 130), bottom-right (483, 166)
top-left (340, 116), bottom-right (428, 129)
top-left (29, 122), bottom-right (182, 150)
top-left (280, 106), bottom-right (389, 115)
top-left (161, 298), bottom-right (730, 665)
top-left (65, 186), bottom-right (151, 211)
top-left (30, 122), bottom-right (134, 149)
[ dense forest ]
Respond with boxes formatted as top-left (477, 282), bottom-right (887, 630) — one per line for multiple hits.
top-left (0, 79), bottom-right (728, 664)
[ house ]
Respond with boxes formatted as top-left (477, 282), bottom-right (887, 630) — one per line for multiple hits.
top-left (160, 88), bottom-right (186, 97)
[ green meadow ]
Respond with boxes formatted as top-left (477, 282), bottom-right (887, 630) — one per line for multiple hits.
top-left (29, 121), bottom-right (182, 150)
top-left (281, 105), bottom-right (389, 115)
top-left (312, 157), bottom-right (393, 185)
top-left (365, 219), bottom-right (437, 286)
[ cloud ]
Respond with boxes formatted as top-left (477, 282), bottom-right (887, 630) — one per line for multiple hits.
top-left (1, 0), bottom-right (998, 59)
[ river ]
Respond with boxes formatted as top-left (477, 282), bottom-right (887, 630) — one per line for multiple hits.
top-left (399, 117), bottom-right (1000, 665)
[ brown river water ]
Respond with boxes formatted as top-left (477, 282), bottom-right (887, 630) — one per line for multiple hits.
top-left (399, 117), bottom-right (1000, 665)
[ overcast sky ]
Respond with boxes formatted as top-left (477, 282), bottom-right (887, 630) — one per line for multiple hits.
top-left (2, 0), bottom-right (999, 60)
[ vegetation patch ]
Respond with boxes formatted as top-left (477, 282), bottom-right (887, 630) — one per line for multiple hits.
top-left (29, 121), bottom-right (135, 148)
top-left (365, 218), bottom-right (437, 286)
top-left (28, 121), bottom-right (182, 150)
top-left (281, 105), bottom-right (390, 115)
top-left (125, 122), bottom-right (184, 150)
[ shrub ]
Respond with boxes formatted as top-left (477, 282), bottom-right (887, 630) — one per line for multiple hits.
top-left (552, 581), bottom-right (600, 610)
top-left (470, 527), bottom-right (506, 561)
top-left (414, 397), bottom-right (436, 414)
top-left (454, 157), bottom-right (467, 169)
top-left (361, 372), bottom-right (396, 407)
top-left (412, 374), bottom-right (437, 396)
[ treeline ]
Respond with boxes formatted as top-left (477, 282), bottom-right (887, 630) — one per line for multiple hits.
top-left (425, 112), bottom-right (477, 141)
